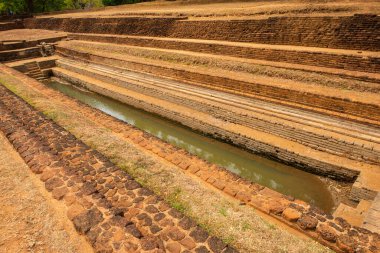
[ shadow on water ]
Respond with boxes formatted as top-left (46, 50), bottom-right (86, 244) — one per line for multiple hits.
top-left (47, 80), bottom-right (335, 213)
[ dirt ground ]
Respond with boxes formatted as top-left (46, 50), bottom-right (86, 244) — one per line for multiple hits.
top-left (0, 132), bottom-right (93, 253)
top-left (38, 0), bottom-right (380, 19)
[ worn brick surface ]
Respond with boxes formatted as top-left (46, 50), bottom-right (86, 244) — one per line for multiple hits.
top-left (25, 15), bottom-right (380, 51)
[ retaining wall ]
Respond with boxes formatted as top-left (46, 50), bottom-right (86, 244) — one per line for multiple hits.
top-left (24, 15), bottom-right (380, 51)
top-left (0, 47), bottom-right (41, 62)
top-left (11, 59), bottom-right (56, 73)
top-left (0, 20), bottom-right (24, 31)
top-left (0, 36), bottom-right (66, 51)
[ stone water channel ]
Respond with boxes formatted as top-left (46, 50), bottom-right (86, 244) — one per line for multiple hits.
top-left (48, 79), bottom-right (335, 213)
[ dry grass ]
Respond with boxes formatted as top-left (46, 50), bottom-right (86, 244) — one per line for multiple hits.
top-left (39, 0), bottom-right (380, 19)
top-left (0, 70), bottom-right (332, 252)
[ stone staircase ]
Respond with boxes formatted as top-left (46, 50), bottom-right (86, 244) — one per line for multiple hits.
top-left (55, 40), bottom-right (380, 125)
top-left (55, 58), bottom-right (380, 164)
top-left (53, 58), bottom-right (380, 178)
top-left (25, 61), bottom-right (47, 81)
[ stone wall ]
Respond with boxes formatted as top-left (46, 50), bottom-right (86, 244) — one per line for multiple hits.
top-left (11, 59), bottom-right (56, 73)
top-left (24, 15), bottom-right (380, 51)
top-left (0, 36), bottom-right (66, 51)
top-left (0, 20), bottom-right (23, 31)
top-left (0, 47), bottom-right (41, 62)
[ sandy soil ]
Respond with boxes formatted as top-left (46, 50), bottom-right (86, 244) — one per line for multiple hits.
top-left (37, 0), bottom-right (380, 19)
top-left (0, 132), bottom-right (93, 253)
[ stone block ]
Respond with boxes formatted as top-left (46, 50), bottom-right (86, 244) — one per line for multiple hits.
top-left (282, 208), bottom-right (301, 222)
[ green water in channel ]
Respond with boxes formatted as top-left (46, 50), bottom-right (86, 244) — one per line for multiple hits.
top-left (48, 80), bottom-right (335, 213)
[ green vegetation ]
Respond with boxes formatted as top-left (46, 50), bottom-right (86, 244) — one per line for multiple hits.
top-left (0, 0), bottom-right (147, 15)
top-left (219, 207), bottom-right (228, 217)
top-left (241, 221), bottom-right (252, 231)
top-left (0, 0), bottom-right (26, 14)
top-left (167, 187), bottom-right (188, 213)
top-left (102, 0), bottom-right (146, 6)
top-left (64, 0), bottom-right (103, 10)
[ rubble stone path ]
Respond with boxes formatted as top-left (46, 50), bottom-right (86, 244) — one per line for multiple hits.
top-left (0, 84), bottom-right (237, 253)
top-left (0, 133), bottom-right (92, 253)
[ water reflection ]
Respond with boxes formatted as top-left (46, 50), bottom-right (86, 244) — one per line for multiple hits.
top-left (48, 80), bottom-right (335, 212)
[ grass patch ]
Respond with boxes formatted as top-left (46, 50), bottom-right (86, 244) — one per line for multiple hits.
top-left (167, 187), bottom-right (187, 213)
top-left (242, 221), bottom-right (252, 232)
top-left (219, 207), bottom-right (228, 217)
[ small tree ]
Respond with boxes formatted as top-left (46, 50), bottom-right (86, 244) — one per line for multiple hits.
top-left (102, 0), bottom-right (144, 6)
top-left (34, 0), bottom-right (65, 13)
top-left (65, 0), bottom-right (103, 9)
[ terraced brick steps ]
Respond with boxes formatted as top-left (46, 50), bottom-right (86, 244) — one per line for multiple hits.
top-left (0, 84), bottom-right (238, 253)
top-left (24, 61), bottom-right (48, 81)
top-left (5, 55), bottom-right (58, 75)
top-left (53, 64), bottom-right (375, 184)
top-left (54, 58), bottom-right (380, 166)
top-left (65, 37), bottom-right (380, 88)
top-left (67, 33), bottom-right (380, 74)
top-left (51, 59), bottom-right (380, 218)
top-left (61, 38), bottom-right (380, 96)
top-left (56, 42), bottom-right (380, 124)
top-left (0, 29), bottom-right (67, 63)
top-left (54, 58), bottom-right (380, 139)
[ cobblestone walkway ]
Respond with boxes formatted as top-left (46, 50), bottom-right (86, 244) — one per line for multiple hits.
top-left (0, 84), bottom-right (237, 253)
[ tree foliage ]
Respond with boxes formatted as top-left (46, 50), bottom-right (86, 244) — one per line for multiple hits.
top-left (0, 0), bottom-right (26, 14)
top-left (64, 0), bottom-right (103, 10)
top-left (0, 0), bottom-right (145, 14)
top-left (33, 0), bottom-right (65, 13)
top-left (102, 0), bottom-right (145, 6)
